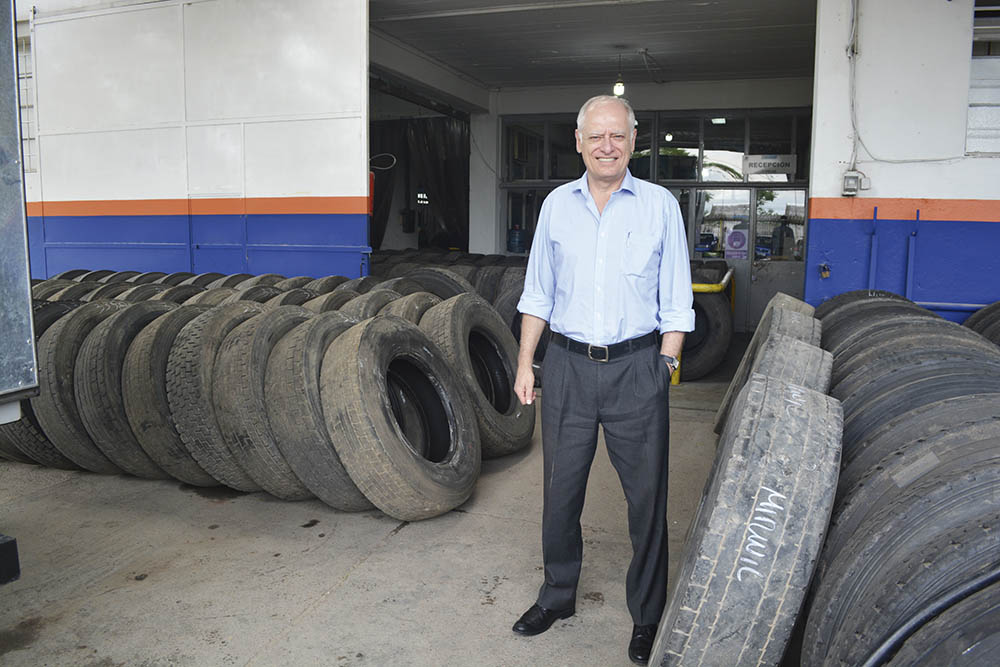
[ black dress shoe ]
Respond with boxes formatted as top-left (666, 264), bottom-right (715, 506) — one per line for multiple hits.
top-left (628, 624), bottom-right (657, 665)
top-left (511, 603), bottom-right (575, 636)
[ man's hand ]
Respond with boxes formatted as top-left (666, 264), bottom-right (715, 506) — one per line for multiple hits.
top-left (515, 314), bottom-right (547, 406)
top-left (515, 364), bottom-right (536, 406)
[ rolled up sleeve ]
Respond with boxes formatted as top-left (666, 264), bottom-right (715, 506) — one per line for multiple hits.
top-left (658, 197), bottom-right (695, 333)
top-left (517, 199), bottom-right (556, 322)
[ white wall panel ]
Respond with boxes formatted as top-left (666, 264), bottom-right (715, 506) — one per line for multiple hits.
top-left (186, 124), bottom-right (243, 196)
top-left (244, 119), bottom-right (366, 198)
top-left (968, 58), bottom-right (1000, 153)
top-left (35, 5), bottom-right (184, 133)
top-left (40, 128), bottom-right (187, 200)
top-left (811, 0), bottom-right (1000, 199)
top-left (185, 0), bottom-right (365, 121)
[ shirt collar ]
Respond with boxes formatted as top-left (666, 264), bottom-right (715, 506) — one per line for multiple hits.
top-left (572, 169), bottom-right (637, 198)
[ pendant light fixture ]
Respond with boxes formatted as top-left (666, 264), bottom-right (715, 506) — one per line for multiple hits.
top-left (613, 54), bottom-right (625, 97)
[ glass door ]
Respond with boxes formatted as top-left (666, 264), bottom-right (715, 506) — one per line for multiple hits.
top-left (692, 188), bottom-right (752, 331)
top-left (747, 189), bottom-right (808, 328)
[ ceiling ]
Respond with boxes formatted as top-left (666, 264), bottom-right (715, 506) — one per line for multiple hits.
top-left (369, 0), bottom-right (818, 89)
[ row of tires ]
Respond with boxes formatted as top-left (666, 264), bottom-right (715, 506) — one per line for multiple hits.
top-left (803, 290), bottom-right (1000, 666)
top-left (1, 269), bottom-right (536, 521)
top-left (649, 288), bottom-right (999, 665)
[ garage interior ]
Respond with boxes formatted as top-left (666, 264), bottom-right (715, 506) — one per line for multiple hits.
top-left (4, 1), bottom-right (1000, 666)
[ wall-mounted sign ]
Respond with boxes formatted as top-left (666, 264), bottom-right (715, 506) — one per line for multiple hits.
top-left (743, 154), bottom-right (797, 175)
top-left (725, 229), bottom-right (748, 260)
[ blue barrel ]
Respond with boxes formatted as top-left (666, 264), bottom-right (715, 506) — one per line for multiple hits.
top-left (507, 228), bottom-right (526, 254)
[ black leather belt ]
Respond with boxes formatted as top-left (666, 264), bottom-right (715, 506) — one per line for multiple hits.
top-left (551, 331), bottom-right (658, 362)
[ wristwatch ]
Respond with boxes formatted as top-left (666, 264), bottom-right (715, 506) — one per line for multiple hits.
top-left (661, 354), bottom-right (679, 374)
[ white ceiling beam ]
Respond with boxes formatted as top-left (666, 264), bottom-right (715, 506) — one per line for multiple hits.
top-left (372, 0), bottom-right (671, 22)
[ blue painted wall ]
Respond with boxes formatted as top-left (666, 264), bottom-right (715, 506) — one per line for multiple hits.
top-left (805, 214), bottom-right (1000, 323)
top-left (28, 213), bottom-right (371, 280)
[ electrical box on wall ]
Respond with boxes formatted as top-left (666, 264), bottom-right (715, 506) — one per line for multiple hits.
top-left (842, 170), bottom-right (871, 196)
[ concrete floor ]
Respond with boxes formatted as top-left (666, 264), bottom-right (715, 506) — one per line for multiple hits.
top-left (0, 339), bottom-right (745, 667)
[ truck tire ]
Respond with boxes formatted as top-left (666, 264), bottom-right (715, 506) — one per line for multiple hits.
top-left (404, 267), bottom-right (476, 299)
top-left (803, 450), bottom-right (1000, 666)
top-left (31, 300), bottom-right (130, 473)
top-left (115, 283), bottom-right (173, 302)
top-left (962, 300), bottom-right (1000, 334)
top-left (820, 301), bottom-right (937, 352)
top-left (334, 276), bottom-right (383, 294)
top-left (75, 301), bottom-right (177, 478)
top-left (220, 285), bottom-right (282, 304)
top-left (167, 302), bottom-right (267, 492)
top-left (99, 270), bottom-right (141, 283)
top-left (176, 272), bottom-right (225, 287)
top-left (837, 358), bottom-right (1000, 445)
top-left (152, 271), bottom-right (196, 286)
top-left (681, 291), bottom-right (732, 381)
top-left (50, 269), bottom-right (89, 280)
top-left (814, 289), bottom-right (910, 320)
top-left (235, 273), bottom-right (285, 288)
top-left (836, 392), bottom-right (1000, 487)
top-left (127, 271), bottom-right (167, 284)
top-left (264, 312), bottom-right (373, 511)
top-left (376, 277), bottom-right (424, 297)
top-left (303, 275), bottom-right (350, 294)
top-left (122, 305), bottom-right (217, 487)
top-left (0, 302), bottom-right (84, 468)
top-left (263, 288), bottom-right (319, 307)
top-left (884, 578), bottom-right (1000, 667)
top-left (714, 306), bottom-right (821, 434)
top-left (648, 374), bottom-right (843, 667)
top-left (472, 265), bottom-right (506, 303)
top-left (832, 344), bottom-right (1000, 399)
top-left (272, 276), bottom-right (314, 290)
top-left (419, 294), bottom-right (535, 458)
top-left (49, 281), bottom-right (102, 301)
top-left (149, 284), bottom-right (207, 304)
top-left (378, 291), bottom-right (442, 324)
top-left (302, 289), bottom-right (360, 313)
top-left (320, 315), bottom-right (481, 521)
top-left (830, 316), bottom-right (1000, 379)
top-left (84, 281), bottom-right (135, 301)
top-left (182, 287), bottom-right (238, 306)
top-left (212, 306), bottom-right (315, 500)
top-left (206, 273), bottom-right (254, 288)
top-left (31, 279), bottom-right (75, 299)
top-left (339, 288), bottom-right (402, 319)
top-left (825, 419), bottom-right (1000, 574)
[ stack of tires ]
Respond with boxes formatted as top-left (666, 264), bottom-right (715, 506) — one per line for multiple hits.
top-left (649, 292), bottom-right (842, 665)
top-left (797, 290), bottom-right (1000, 666)
top-left (1, 269), bottom-right (535, 522)
top-left (685, 260), bottom-right (734, 381)
top-left (964, 298), bottom-right (1000, 346)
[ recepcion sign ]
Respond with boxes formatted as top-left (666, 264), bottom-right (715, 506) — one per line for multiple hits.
top-left (743, 154), bottom-right (797, 175)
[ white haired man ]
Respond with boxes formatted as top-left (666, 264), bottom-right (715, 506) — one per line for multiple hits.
top-left (512, 94), bottom-right (694, 665)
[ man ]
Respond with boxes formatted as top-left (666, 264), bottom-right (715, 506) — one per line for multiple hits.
top-left (511, 94), bottom-right (694, 666)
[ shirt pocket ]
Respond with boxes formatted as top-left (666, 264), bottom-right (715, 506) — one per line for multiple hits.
top-left (622, 232), bottom-right (661, 277)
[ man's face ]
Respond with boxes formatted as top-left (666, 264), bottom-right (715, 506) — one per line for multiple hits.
top-left (575, 101), bottom-right (637, 186)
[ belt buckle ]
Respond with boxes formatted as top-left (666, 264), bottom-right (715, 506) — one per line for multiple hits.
top-left (587, 343), bottom-right (609, 362)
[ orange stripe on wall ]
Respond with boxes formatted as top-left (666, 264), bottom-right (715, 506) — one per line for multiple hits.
top-left (809, 197), bottom-right (1000, 223)
top-left (26, 196), bottom-right (370, 217)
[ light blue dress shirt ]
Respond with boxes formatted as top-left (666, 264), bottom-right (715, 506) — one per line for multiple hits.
top-left (517, 170), bottom-right (695, 345)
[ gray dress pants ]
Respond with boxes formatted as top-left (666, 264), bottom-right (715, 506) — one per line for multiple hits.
top-left (536, 339), bottom-right (670, 626)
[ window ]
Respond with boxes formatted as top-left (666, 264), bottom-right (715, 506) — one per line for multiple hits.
top-left (16, 28), bottom-right (36, 173)
top-left (657, 116), bottom-right (699, 181)
top-left (969, 0), bottom-right (1000, 153)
